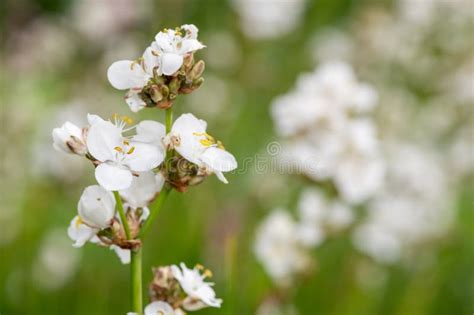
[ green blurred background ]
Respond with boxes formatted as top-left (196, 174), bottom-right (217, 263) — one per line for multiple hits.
top-left (1, 0), bottom-right (473, 314)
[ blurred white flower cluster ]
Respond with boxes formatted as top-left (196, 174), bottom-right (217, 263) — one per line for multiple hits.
top-left (353, 143), bottom-right (453, 264)
top-left (254, 188), bottom-right (354, 286)
top-left (255, 0), bottom-right (472, 293)
top-left (272, 61), bottom-right (383, 204)
top-left (232, 0), bottom-right (306, 39)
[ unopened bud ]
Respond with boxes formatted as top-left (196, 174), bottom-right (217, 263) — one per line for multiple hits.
top-left (160, 85), bottom-right (170, 99)
top-left (192, 77), bottom-right (205, 89)
top-left (52, 122), bottom-right (87, 155)
top-left (183, 53), bottom-right (194, 69)
top-left (188, 60), bottom-right (205, 81)
top-left (150, 85), bottom-right (163, 103)
top-left (169, 77), bottom-right (181, 94)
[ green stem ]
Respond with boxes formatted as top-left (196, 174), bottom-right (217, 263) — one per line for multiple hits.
top-left (131, 249), bottom-right (143, 315)
top-left (114, 191), bottom-right (131, 240)
top-left (165, 107), bottom-right (173, 133)
top-left (139, 186), bottom-right (171, 239)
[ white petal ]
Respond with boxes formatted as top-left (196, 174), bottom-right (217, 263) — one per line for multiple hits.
top-left (134, 120), bottom-right (166, 145)
top-left (95, 163), bottom-right (133, 191)
top-left (77, 185), bottom-right (116, 228)
top-left (181, 24), bottom-right (199, 38)
top-left (142, 46), bottom-right (160, 75)
top-left (110, 245), bottom-right (130, 264)
top-left (161, 53), bottom-right (183, 75)
top-left (125, 90), bottom-right (147, 113)
top-left (86, 120), bottom-right (122, 162)
top-left (144, 301), bottom-right (175, 315)
top-left (123, 142), bottom-right (164, 172)
top-left (214, 171), bottom-right (228, 184)
top-left (180, 39), bottom-right (205, 54)
top-left (107, 60), bottom-right (149, 90)
top-left (87, 114), bottom-right (105, 125)
top-left (67, 216), bottom-right (98, 247)
top-left (52, 121), bottom-right (83, 154)
top-left (200, 147), bottom-right (237, 172)
top-left (170, 113), bottom-right (208, 165)
top-left (119, 171), bottom-right (160, 208)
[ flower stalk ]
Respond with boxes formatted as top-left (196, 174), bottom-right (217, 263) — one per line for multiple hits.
top-left (114, 191), bottom-right (131, 240)
top-left (131, 249), bottom-right (143, 315)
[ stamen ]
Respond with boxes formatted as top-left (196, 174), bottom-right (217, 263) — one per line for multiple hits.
top-left (127, 146), bottom-right (135, 155)
top-left (75, 216), bottom-right (84, 228)
top-left (195, 264), bottom-right (204, 270)
top-left (203, 269), bottom-right (213, 278)
top-left (123, 140), bottom-right (130, 145)
top-left (114, 146), bottom-right (123, 153)
top-left (200, 139), bottom-right (214, 147)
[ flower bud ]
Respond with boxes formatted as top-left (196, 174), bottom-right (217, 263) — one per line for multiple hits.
top-left (192, 77), bottom-right (205, 89)
top-left (169, 77), bottom-right (181, 94)
top-left (188, 60), bottom-right (205, 81)
top-left (183, 53), bottom-right (194, 69)
top-left (78, 185), bottom-right (116, 229)
top-left (150, 85), bottom-right (163, 103)
top-left (52, 122), bottom-right (87, 155)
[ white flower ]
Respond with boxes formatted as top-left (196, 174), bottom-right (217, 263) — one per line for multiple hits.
top-left (77, 185), bottom-right (116, 229)
top-left (151, 25), bottom-right (205, 76)
top-left (67, 215), bottom-right (99, 248)
top-left (87, 117), bottom-right (164, 191)
top-left (110, 245), bottom-right (131, 264)
top-left (107, 47), bottom-right (159, 112)
top-left (52, 121), bottom-right (86, 155)
top-left (166, 113), bottom-right (237, 183)
top-left (171, 263), bottom-right (222, 310)
top-left (144, 301), bottom-right (175, 315)
top-left (254, 210), bottom-right (311, 286)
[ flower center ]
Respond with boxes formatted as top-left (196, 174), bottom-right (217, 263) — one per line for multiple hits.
top-left (114, 140), bottom-right (136, 157)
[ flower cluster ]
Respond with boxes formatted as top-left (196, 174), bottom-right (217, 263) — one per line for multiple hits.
top-left (353, 143), bottom-right (452, 264)
top-left (144, 263), bottom-right (221, 314)
top-left (108, 25), bottom-right (206, 112)
top-left (51, 24), bottom-right (233, 313)
top-left (272, 61), bottom-right (383, 204)
top-left (254, 188), bottom-right (354, 286)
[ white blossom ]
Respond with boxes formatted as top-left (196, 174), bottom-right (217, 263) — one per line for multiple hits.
top-left (254, 210), bottom-right (311, 286)
top-left (67, 216), bottom-right (99, 248)
top-left (107, 47), bottom-right (158, 112)
top-left (151, 25), bottom-right (205, 76)
top-left (52, 121), bottom-right (86, 155)
top-left (171, 263), bottom-right (222, 310)
top-left (166, 113), bottom-right (237, 183)
top-left (86, 116), bottom-right (164, 191)
top-left (77, 185), bottom-right (116, 229)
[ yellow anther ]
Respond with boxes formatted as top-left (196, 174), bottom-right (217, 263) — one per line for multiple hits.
top-left (114, 146), bottom-right (123, 153)
top-left (127, 146), bottom-right (135, 155)
top-left (123, 140), bottom-right (130, 145)
top-left (122, 116), bottom-right (134, 125)
top-left (112, 113), bottom-right (119, 120)
top-left (203, 269), bottom-right (213, 278)
top-left (195, 264), bottom-right (204, 270)
top-left (200, 139), bottom-right (214, 147)
top-left (75, 216), bottom-right (84, 228)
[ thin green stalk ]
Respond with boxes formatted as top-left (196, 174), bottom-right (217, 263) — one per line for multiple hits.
top-left (139, 186), bottom-right (171, 239)
top-left (131, 249), bottom-right (143, 315)
top-left (114, 191), bottom-right (131, 239)
top-left (165, 107), bottom-right (173, 133)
